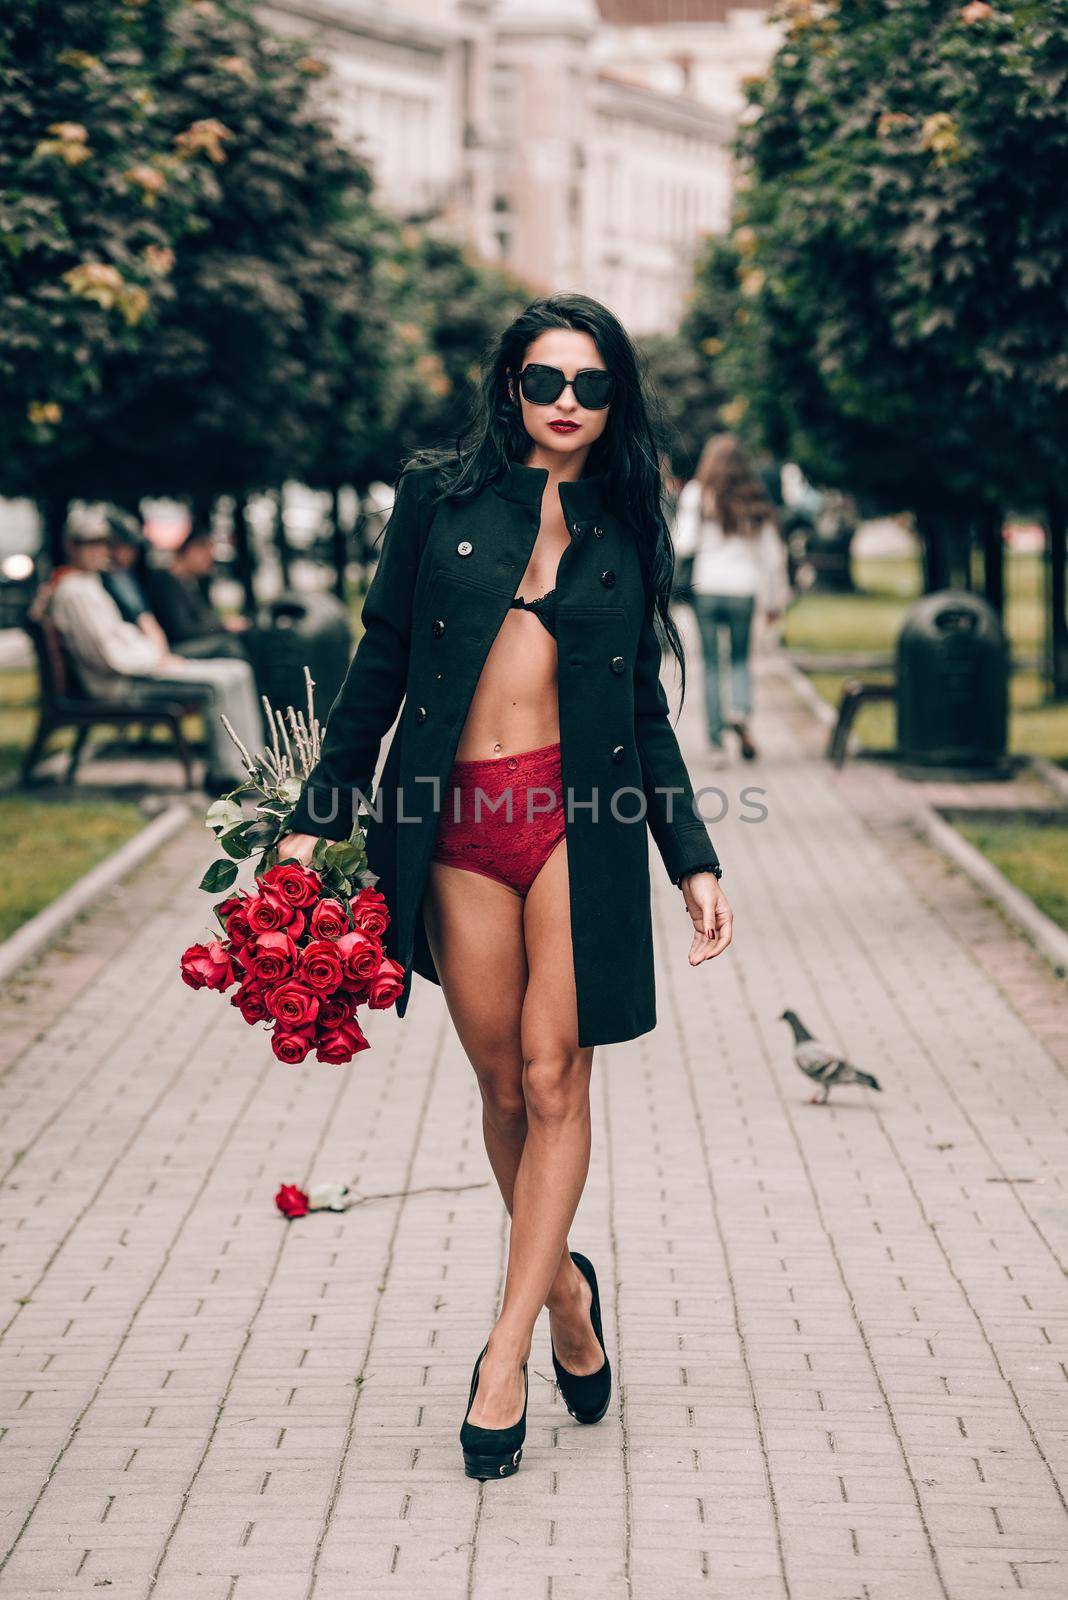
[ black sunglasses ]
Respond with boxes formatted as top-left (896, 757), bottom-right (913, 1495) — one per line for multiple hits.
top-left (517, 363), bottom-right (615, 410)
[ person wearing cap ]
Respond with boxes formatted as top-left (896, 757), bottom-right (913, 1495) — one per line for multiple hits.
top-left (45, 505), bottom-right (263, 792)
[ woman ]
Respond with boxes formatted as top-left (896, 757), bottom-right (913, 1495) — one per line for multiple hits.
top-left (673, 433), bottom-right (791, 762)
top-left (277, 294), bottom-right (733, 1481)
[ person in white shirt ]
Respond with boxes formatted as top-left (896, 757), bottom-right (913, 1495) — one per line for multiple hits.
top-left (45, 508), bottom-right (264, 791)
top-left (672, 434), bottom-right (791, 762)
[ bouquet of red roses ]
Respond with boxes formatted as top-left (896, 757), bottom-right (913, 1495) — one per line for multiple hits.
top-left (180, 670), bottom-right (403, 1064)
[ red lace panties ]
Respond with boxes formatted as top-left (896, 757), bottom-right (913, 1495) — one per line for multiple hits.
top-left (431, 740), bottom-right (565, 897)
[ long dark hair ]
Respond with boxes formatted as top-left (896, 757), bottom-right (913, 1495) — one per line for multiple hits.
top-left (694, 433), bottom-right (776, 536)
top-left (408, 293), bottom-right (688, 704)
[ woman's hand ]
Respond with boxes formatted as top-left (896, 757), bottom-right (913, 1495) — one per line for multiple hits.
top-left (681, 871), bottom-right (733, 965)
top-left (275, 832), bottom-right (320, 867)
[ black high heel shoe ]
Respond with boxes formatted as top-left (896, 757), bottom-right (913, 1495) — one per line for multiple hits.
top-left (550, 1251), bottom-right (612, 1424)
top-left (459, 1341), bottom-right (528, 1480)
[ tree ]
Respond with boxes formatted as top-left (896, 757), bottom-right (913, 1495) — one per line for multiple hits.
top-left (702, 0), bottom-right (1068, 683)
top-left (0, 0), bottom-right (207, 549)
top-left (77, 1), bottom-right (390, 517)
top-left (637, 330), bottom-right (729, 483)
top-left (1, 0), bottom-right (393, 590)
top-left (373, 225), bottom-right (533, 476)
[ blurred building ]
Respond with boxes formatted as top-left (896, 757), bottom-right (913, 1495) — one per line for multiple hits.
top-left (261, 0), bottom-right (776, 333)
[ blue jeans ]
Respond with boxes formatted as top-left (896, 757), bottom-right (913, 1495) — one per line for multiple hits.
top-left (692, 592), bottom-right (755, 746)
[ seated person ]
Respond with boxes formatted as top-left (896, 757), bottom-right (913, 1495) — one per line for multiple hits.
top-left (144, 527), bottom-right (250, 661)
top-left (46, 506), bottom-right (264, 792)
top-left (100, 510), bottom-right (170, 654)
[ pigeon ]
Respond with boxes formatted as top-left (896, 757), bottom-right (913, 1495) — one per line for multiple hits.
top-left (779, 1009), bottom-right (882, 1104)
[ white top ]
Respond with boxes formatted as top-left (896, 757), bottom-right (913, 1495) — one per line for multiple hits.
top-left (49, 570), bottom-right (166, 699)
top-left (672, 478), bottom-right (791, 611)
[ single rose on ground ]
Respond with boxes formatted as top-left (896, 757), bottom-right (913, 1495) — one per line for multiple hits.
top-left (275, 1183), bottom-right (310, 1218)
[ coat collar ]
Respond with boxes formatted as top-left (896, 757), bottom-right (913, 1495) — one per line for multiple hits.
top-left (492, 459), bottom-right (611, 519)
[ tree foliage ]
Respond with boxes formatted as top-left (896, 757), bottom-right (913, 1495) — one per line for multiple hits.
top-left (703, 0), bottom-right (1068, 523)
top-left (372, 225), bottom-right (533, 479)
top-left (0, 0), bottom-right (206, 494)
top-left (0, 0), bottom-right (537, 514)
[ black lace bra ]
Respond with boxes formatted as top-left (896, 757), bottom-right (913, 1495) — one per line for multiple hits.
top-left (509, 587), bottom-right (557, 639)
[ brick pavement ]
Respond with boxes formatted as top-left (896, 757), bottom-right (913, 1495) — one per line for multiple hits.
top-left (0, 646), bottom-right (1065, 1600)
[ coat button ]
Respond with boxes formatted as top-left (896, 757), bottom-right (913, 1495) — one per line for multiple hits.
top-left (415, 706), bottom-right (428, 724)
top-left (600, 569), bottom-right (616, 588)
top-left (610, 655), bottom-right (624, 674)
top-left (456, 540), bottom-right (473, 557)
top-left (611, 744), bottom-right (625, 764)
top-left (571, 521), bottom-right (586, 539)
top-left (431, 619), bottom-right (445, 637)
top-left (592, 524), bottom-right (605, 539)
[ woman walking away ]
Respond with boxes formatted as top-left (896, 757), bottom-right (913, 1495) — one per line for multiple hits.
top-left (673, 433), bottom-right (791, 763)
top-left (275, 293), bottom-right (732, 1482)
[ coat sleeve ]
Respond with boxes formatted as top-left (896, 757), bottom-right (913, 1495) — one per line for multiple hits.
top-left (633, 589), bottom-right (723, 886)
top-left (287, 466), bottom-right (432, 840)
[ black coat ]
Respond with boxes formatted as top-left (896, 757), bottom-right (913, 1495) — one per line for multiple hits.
top-left (288, 460), bottom-right (722, 1048)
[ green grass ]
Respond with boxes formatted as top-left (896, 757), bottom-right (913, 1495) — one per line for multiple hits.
top-left (0, 667), bottom-right (42, 783)
top-left (0, 795), bottom-right (144, 942)
top-left (791, 551), bottom-right (1068, 762)
top-left (952, 819), bottom-right (1068, 936)
top-left (0, 666), bottom-right (145, 940)
top-left (784, 553), bottom-right (923, 654)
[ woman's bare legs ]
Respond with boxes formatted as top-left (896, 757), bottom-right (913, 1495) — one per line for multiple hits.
top-left (422, 842), bottom-right (604, 1428)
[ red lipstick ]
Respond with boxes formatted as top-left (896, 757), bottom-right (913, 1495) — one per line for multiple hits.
top-left (548, 421), bottom-right (579, 434)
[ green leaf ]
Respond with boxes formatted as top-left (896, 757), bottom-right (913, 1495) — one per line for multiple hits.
top-left (219, 823), bottom-right (254, 861)
top-left (205, 798), bottom-right (244, 832)
top-left (322, 838), bottom-right (361, 876)
top-left (199, 859), bottom-right (239, 894)
top-left (243, 818), bottom-right (281, 851)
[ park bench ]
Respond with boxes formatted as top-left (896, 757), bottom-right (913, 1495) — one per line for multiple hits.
top-left (21, 614), bottom-right (211, 790)
top-left (826, 677), bottom-right (896, 767)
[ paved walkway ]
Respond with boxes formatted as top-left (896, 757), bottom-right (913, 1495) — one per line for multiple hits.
top-left (1, 641), bottom-right (1066, 1600)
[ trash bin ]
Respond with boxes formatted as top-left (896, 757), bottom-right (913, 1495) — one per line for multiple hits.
top-left (896, 589), bottom-right (1008, 766)
top-left (250, 590), bottom-right (353, 727)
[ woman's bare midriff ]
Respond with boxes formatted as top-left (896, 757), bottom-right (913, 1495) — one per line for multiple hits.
top-left (452, 530), bottom-right (567, 762)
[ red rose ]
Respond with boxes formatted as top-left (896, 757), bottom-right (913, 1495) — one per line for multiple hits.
top-left (247, 930), bottom-right (296, 983)
top-left (271, 1023), bottom-right (315, 1064)
top-left (275, 1182), bottom-right (310, 1218)
top-left (315, 1018), bottom-right (370, 1064)
top-left (297, 938), bottom-right (344, 993)
top-left (335, 929), bottom-right (382, 986)
top-left (180, 940), bottom-right (235, 992)
top-left (351, 886), bottom-right (390, 939)
top-left (226, 908), bottom-right (252, 948)
top-left (367, 956), bottom-right (405, 1010)
top-left (265, 981), bottom-right (320, 1029)
top-left (310, 898), bottom-right (349, 941)
top-left (215, 892), bottom-right (247, 928)
top-left (245, 892), bottom-right (296, 934)
top-left (259, 862), bottom-right (322, 909)
top-left (231, 979), bottom-right (269, 1023)
top-left (318, 992), bottom-right (355, 1028)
